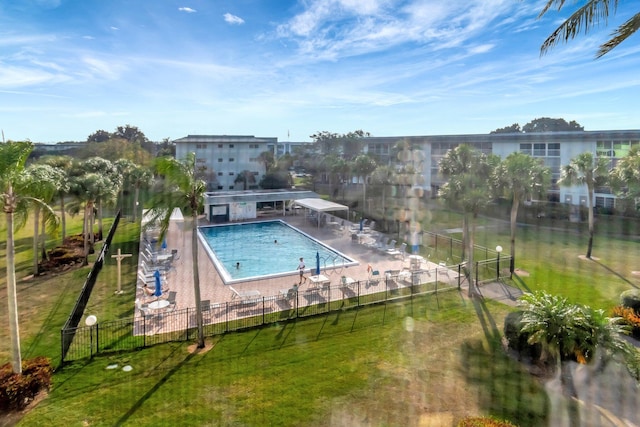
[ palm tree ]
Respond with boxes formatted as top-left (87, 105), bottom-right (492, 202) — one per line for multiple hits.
top-left (538, 1), bottom-right (640, 58)
top-left (24, 164), bottom-right (64, 275)
top-left (439, 145), bottom-right (496, 297)
top-left (494, 152), bottom-right (551, 275)
top-left (147, 152), bottom-right (207, 348)
top-left (559, 152), bottom-right (610, 259)
top-left (0, 141), bottom-right (56, 373)
top-left (234, 170), bottom-right (257, 191)
top-left (39, 155), bottom-right (73, 241)
top-left (371, 165), bottom-right (395, 227)
top-left (353, 154), bottom-right (377, 213)
top-left (519, 291), bottom-right (636, 427)
top-left (80, 157), bottom-right (120, 239)
top-left (610, 145), bottom-right (640, 213)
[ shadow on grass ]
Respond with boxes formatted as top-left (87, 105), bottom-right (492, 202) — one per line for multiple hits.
top-left (591, 259), bottom-right (639, 289)
top-left (460, 337), bottom-right (549, 426)
top-left (115, 346), bottom-right (197, 425)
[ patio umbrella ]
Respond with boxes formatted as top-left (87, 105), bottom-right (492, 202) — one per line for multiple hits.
top-left (315, 251), bottom-right (321, 275)
top-left (161, 238), bottom-right (167, 251)
top-left (153, 270), bottom-right (162, 297)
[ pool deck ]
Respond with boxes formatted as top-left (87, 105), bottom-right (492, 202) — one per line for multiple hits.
top-left (138, 213), bottom-right (449, 312)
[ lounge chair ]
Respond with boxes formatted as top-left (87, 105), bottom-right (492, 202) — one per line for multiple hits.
top-left (230, 286), bottom-right (261, 301)
top-left (367, 269), bottom-right (381, 287)
top-left (379, 239), bottom-right (396, 253)
top-left (166, 291), bottom-right (177, 310)
top-left (387, 243), bottom-right (407, 260)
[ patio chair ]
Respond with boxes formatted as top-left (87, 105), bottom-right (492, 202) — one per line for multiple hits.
top-left (166, 291), bottom-right (177, 310)
top-left (387, 243), bottom-right (407, 260)
top-left (379, 239), bottom-right (396, 253)
top-left (229, 286), bottom-right (261, 301)
top-left (367, 269), bottom-right (381, 287)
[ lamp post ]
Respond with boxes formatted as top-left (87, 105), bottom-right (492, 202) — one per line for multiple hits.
top-left (85, 315), bottom-right (97, 358)
top-left (495, 245), bottom-right (503, 281)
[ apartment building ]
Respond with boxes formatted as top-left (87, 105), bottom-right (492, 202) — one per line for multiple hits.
top-left (363, 130), bottom-right (640, 209)
top-left (173, 135), bottom-right (275, 191)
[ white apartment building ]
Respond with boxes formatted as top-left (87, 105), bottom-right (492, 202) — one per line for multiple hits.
top-left (363, 130), bottom-right (640, 209)
top-left (173, 135), bottom-right (275, 191)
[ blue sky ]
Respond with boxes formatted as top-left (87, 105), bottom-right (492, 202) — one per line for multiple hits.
top-left (2, 0), bottom-right (640, 143)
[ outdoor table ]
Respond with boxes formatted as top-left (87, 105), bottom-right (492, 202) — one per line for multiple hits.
top-left (409, 255), bottom-right (424, 270)
top-left (308, 274), bottom-right (330, 291)
top-left (148, 299), bottom-right (170, 311)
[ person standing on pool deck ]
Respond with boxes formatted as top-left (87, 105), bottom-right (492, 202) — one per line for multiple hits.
top-left (298, 257), bottom-right (306, 284)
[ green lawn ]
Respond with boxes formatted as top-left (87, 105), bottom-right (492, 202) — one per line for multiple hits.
top-left (2, 205), bottom-right (639, 426)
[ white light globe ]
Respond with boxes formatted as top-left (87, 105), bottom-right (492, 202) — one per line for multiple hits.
top-left (85, 315), bottom-right (97, 326)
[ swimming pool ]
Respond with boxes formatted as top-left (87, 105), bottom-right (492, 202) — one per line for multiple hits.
top-left (198, 220), bottom-right (358, 284)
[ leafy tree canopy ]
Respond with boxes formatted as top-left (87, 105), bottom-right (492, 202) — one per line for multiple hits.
top-left (490, 117), bottom-right (583, 134)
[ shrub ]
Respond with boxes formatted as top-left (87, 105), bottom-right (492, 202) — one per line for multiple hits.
top-left (0, 357), bottom-right (53, 412)
top-left (457, 416), bottom-right (518, 426)
top-left (503, 311), bottom-right (541, 361)
top-left (612, 305), bottom-right (640, 339)
top-left (620, 289), bottom-right (640, 312)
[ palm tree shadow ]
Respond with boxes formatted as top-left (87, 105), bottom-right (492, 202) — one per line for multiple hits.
top-left (591, 259), bottom-right (639, 289)
top-left (471, 297), bottom-right (502, 343)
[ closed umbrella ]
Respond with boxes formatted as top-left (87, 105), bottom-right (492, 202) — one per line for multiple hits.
top-left (359, 219), bottom-right (364, 232)
top-left (315, 251), bottom-right (321, 275)
top-left (161, 238), bottom-right (167, 251)
top-left (153, 270), bottom-right (162, 297)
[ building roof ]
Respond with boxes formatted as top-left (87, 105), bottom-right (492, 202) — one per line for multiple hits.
top-left (204, 189), bottom-right (318, 205)
top-left (294, 198), bottom-right (349, 212)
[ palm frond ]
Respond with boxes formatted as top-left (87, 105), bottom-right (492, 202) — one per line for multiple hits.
top-left (540, 0), bottom-right (619, 56)
top-left (597, 12), bottom-right (640, 57)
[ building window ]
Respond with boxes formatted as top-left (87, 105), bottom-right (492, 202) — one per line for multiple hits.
top-left (217, 172), bottom-right (223, 176)
top-left (196, 144), bottom-right (206, 149)
top-left (196, 158), bottom-right (206, 163)
top-left (218, 158), bottom-right (223, 162)
top-left (217, 185), bottom-right (223, 190)
top-left (229, 186), bottom-right (234, 190)
top-left (218, 144), bottom-right (223, 148)
top-left (520, 143), bottom-right (532, 154)
top-left (229, 158), bottom-right (235, 162)
top-left (547, 143), bottom-right (560, 156)
top-left (229, 172), bottom-right (234, 175)
top-left (253, 171), bottom-right (259, 176)
top-left (533, 143), bottom-right (546, 156)
top-left (229, 144), bottom-right (234, 148)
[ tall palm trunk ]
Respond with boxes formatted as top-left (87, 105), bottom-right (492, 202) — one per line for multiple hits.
top-left (5, 188), bottom-right (22, 374)
top-left (510, 198), bottom-right (519, 274)
top-left (191, 214), bottom-right (205, 348)
top-left (60, 194), bottom-right (66, 242)
top-left (33, 205), bottom-right (41, 276)
top-left (586, 185), bottom-right (594, 259)
top-left (466, 213), bottom-right (478, 298)
top-left (133, 185), bottom-right (140, 222)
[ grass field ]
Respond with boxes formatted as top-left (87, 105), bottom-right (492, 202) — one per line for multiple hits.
top-left (1, 204), bottom-right (639, 426)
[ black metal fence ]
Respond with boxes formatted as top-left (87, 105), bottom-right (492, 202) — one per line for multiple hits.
top-left (60, 210), bottom-right (121, 362)
top-left (60, 256), bottom-right (509, 363)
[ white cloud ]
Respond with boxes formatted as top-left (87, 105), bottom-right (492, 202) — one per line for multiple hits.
top-left (179, 7), bottom-right (196, 13)
top-left (224, 13), bottom-right (245, 25)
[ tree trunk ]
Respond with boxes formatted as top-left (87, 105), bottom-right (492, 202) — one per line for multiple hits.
top-left (191, 214), bottom-right (205, 348)
top-left (586, 185), bottom-right (594, 259)
top-left (510, 198), bottom-right (519, 275)
top-left (467, 213), bottom-right (478, 298)
top-left (60, 195), bottom-right (66, 242)
top-left (82, 203), bottom-right (90, 266)
top-left (560, 361), bottom-right (581, 427)
top-left (40, 211), bottom-right (47, 262)
top-left (6, 197), bottom-right (23, 374)
top-left (133, 186), bottom-right (140, 222)
top-left (33, 205), bottom-right (40, 276)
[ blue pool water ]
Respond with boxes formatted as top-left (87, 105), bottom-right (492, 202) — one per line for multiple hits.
top-left (198, 220), bottom-right (357, 284)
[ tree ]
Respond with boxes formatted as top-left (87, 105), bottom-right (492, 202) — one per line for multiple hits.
top-left (79, 158), bottom-right (120, 240)
top-left (371, 165), bottom-right (396, 226)
top-left (559, 152), bottom-right (610, 258)
top-left (258, 150), bottom-right (275, 174)
top-left (147, 153), bottom-right (207, 348)
top-left (115, 160), bottom-right (153, 221)
top-left (519, 291), bottom-right (635, 426)
top-left (610, 145), bottom-right (640, 213)
top-left (522, 117), bottom-right (583, 133)
top-left (353, 154), bottom-right (377, 212)
top-left (259, 171), bottom-right (292, 189)
top-left (87, 130), bottom-right (111, 143)
top-left (234, 170), bottom-right (257, 190)
top-left (24, 164), bottom-right (64, 275)
top-left (439, 145), bottom-right (497, 297)
top-left (38, 155), bottom-right (73, 241)
top-left (0, 141), bottom-right (56, 373)
top-left (538, 0), bottom-right (640, 58)
top-left (490, 123), bottom-right (521, 134)
top-left (494, 153), bottom-right (551, 275)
